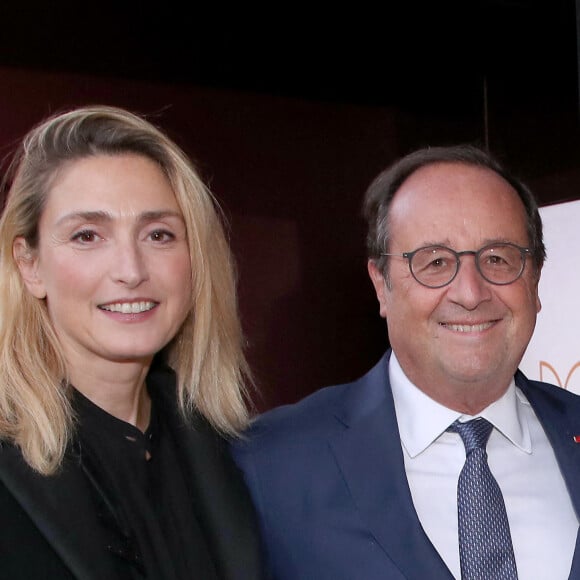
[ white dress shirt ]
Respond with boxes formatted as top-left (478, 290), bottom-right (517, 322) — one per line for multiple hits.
top-left (389, 352), bottom-right (578, 580)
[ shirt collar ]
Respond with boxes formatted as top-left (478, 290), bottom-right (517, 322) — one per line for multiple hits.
top-left (389, 351), bottom-right (532, 458)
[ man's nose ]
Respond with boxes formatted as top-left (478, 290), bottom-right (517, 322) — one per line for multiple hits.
top-left (445, 255), bottom-right (492, 309)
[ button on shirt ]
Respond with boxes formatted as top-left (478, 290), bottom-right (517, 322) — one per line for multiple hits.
top-left (389, 353), bottom-right (578, 580)
top-left (74, 388), bottom-right (219, 580)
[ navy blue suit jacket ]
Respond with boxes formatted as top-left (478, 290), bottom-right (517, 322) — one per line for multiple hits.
top-left (231, 351), bottom-right (580, 579)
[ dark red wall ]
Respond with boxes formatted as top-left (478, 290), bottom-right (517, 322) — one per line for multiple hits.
top-left (1, 65), bottom-right (578, 411)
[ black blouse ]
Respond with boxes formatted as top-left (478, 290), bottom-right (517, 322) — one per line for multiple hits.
top-left (73, 385), bottom-right (219, 579)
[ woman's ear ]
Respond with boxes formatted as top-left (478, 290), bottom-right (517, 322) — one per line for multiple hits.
top-left (13, 237), bottom-right (47, 299)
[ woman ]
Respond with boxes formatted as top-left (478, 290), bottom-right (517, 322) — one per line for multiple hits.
top-left (0, 105), bottom-right (263, 579)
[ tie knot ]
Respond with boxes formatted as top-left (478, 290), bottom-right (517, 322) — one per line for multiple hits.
top-left (449, 417), bottom-right (493, 453)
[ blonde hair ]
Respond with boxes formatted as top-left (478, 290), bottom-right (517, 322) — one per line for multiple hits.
top-left (0, 105), bottom-right (253, 474)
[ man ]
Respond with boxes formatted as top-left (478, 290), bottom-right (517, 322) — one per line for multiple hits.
top-left (232, 145), bottom-right (580, 579)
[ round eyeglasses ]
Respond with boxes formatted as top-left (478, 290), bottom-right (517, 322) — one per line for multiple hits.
top-left (381, 242), bottom-right (532, 288)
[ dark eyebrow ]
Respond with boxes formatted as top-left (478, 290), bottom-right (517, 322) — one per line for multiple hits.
top-left (56, 210), bottom-right (184, 227)
top-left (417, 238), bottom-right (520, 250)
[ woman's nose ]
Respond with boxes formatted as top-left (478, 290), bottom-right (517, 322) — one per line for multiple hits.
top-left (109, 240), bottom-right (149, 288)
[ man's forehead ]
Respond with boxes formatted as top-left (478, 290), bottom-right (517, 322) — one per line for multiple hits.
top-left (387, 161), bottom-right (529, 247)
top-left (396, 161), bottom-right (510, 192)
top-left (391, 161), bottom-right (521, 208)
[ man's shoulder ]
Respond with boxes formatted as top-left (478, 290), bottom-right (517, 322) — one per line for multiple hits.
top-left (244, 380), bottom-right (354, 444)
top-left (516, 370), bottom-right (580, 406)
top-left (234, 353), bottom-right (391, 455)
top-left (230, 380), bottom-right (358, 477)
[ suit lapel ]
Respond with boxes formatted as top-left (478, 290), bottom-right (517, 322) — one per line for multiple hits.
top-left (331, 361), bottom-right (580, 579)
top-left (516, 373), bottom-right (580, 514)
top-left (0, 444), bottom-right (121, 580)
top-left (516, 372), bottom-right (580, 579)
top-left (0, 366), bottom-right (264, 580)
top-left (149, 366), bottom-right (263, 580)
top-left (328, 353), bottom-right (453, 579)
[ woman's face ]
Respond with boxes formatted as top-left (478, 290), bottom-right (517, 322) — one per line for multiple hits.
top-left (16, 153), bottom-right (193, 371)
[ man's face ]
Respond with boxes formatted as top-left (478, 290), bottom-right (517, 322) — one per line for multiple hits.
top-left (368, 162), bottom-right (541, 412)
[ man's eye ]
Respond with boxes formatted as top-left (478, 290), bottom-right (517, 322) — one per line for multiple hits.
top-left (429, 257), bottom-right (447, 268)
top-left (483, 253), bottom-right (513, 268)
top-left (488, 255), bottom-right (505, 264)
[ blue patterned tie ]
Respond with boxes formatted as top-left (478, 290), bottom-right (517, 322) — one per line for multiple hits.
top-left (449, 418), bottom-right (518, 580)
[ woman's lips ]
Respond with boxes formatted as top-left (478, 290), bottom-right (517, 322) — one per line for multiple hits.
top-left (98, 301), bottom-right (157, 314)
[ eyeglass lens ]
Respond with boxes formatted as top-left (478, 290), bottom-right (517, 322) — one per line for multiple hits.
top-left (410, 244), bottom-right (525, 287)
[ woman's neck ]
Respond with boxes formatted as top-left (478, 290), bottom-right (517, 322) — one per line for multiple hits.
top-left (68, 359), bottom-right (152, 431)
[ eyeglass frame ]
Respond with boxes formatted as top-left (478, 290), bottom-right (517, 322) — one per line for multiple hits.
top-left (380, 242), bottom-right (532, 288)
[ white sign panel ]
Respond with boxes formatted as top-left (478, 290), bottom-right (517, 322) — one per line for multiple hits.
top-left (520, 199), bottom-right (580, 394)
